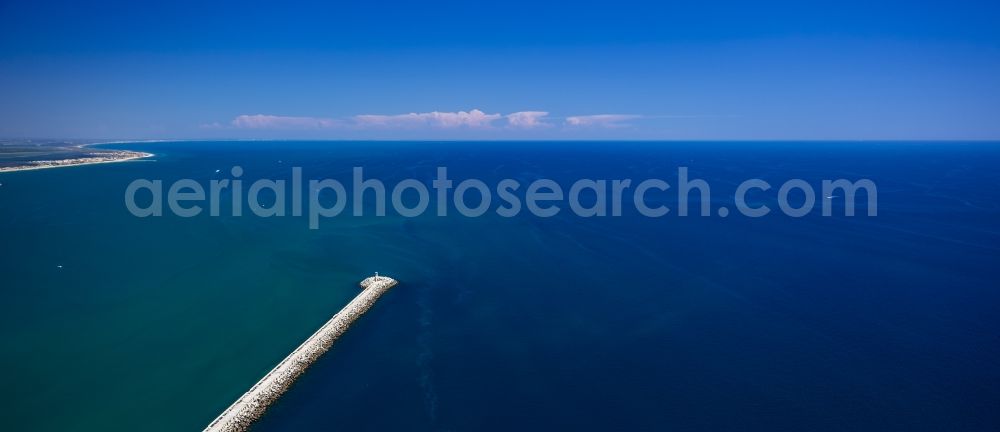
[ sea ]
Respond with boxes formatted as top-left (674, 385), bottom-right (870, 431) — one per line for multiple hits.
top-left (0, 141), bottom-right (998, 431)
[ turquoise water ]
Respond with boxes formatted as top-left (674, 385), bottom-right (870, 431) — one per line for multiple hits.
top-left (1, 141), bottom-right (998, 431)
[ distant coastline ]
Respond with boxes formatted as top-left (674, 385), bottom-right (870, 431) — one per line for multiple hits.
top-left (0, 148), bottom-right (153, 173)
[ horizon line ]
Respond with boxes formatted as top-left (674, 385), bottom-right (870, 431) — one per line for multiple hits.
top-left (7, 138), bottom-right (1000, 144)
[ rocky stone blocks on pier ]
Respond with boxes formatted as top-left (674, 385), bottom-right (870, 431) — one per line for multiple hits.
top-left (203, 276), bottom-right (398, 432)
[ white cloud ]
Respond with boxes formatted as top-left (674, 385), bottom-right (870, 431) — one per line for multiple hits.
top-left (222, 110), bottom-right (650, 132)
top-left (232, 114), bottom-right (339, 129)
top-left (353, 109), bottom-right (502, 129)
top-left (505, 111), bottom-right (550, 128)
top-left (565, 114), bottom-right (641, 128)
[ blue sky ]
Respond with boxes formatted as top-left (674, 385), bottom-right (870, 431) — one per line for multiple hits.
top-left (1, 0), bottom-right (999, 140)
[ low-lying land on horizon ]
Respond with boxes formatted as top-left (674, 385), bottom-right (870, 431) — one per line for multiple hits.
top-left (0, 140), bottom-right (152, 172)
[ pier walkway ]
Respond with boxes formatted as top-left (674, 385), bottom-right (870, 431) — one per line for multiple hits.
top-left (203, 275), bottom-right (399, 432)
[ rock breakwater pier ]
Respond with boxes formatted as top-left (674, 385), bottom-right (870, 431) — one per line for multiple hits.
top-left (203, 275), bottom-right (399, 432)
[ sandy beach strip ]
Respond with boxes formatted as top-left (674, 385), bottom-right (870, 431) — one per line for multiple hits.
top-left (0, 151), bottom-right (154, 173)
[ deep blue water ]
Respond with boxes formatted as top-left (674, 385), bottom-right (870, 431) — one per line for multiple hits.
top-left (1, 141), bottom-right (998, 431)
